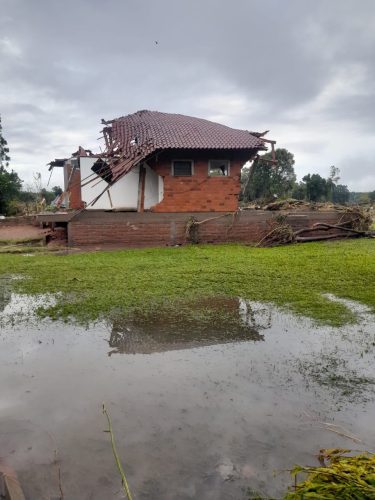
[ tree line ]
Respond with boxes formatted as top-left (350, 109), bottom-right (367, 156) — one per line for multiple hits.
top-left (241, 148), bottom-right (375, 205)
top-left (0, 115), bottom-right (62, 216)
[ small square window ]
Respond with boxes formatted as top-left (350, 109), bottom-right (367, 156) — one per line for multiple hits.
top-left (173, 160), bottom-right (193, 176)
top-left (209, 159), bottom-right (229, 176)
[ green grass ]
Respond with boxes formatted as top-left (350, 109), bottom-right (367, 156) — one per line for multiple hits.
top-left (0, 240), bottom-right (374, 325)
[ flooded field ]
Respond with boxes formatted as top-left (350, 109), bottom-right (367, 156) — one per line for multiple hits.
top-left (1, 290), bottom-right (375, 499)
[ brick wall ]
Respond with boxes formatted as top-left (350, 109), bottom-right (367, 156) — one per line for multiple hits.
top-left (148, 150), bottom-right (251, 212)
top-left (68, 210), bottom-right (343, 247)
top-left (65, 164), bottom-right (84, 210)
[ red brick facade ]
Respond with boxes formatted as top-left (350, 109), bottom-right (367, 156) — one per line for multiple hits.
top-left (147, 150), bottom-right (250, 212)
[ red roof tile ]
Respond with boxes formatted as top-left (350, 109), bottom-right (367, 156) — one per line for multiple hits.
top-left (85, 110), bottom-right (269, 195)
top-left (106, 110), bottom-right (266, 153)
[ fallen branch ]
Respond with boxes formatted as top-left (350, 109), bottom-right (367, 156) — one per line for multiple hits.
top-left (257, 206), bottom-right (374, 246)
top-left (312, 222), bottom-right (370, 235)
top-left (319, 423), bottom-right (362, 444)
top-left (102, 403), bottom-right (133, 500)
top-left (295, 234), bottom-right (346, 242)
top-left (256, 215), bottom-right (295, 247)
top-left (300, 410), bottom-right (363, 444)
top-left (185, 212), bottom-right (238, 243)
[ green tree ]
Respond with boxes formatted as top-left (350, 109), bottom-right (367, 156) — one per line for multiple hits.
top-left (41, 188), bottom-right (56, 205)
top-left (243, 148), bottom-right (296, 201)
top-left (0, 115), bottom-right (10, 168)
top-left (0, 115), bottom-right (23, 215)
top-left (239, 166), bottom-right (250, 201)
top-left (296, 167), bottom-right (349, 204)
top-left (292, 181), bottom-right (306, 200)
top-left (41, 186), bottom-right (63, 205)
top-left (332, 184), bottom-right (350, 204)
top-left (52, 185), bottom-right (63, 196)
top-left (369, 191), bottom-right (375, 203)
top-left (302, 173), bottom-right (328, 202)
top-left (0, 166), bottom-right (23, 215)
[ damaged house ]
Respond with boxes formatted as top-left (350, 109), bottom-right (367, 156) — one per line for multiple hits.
top-left (50, 110), bottom-right (271, 212)
top-left (45, 110), bottom-right (279, 246)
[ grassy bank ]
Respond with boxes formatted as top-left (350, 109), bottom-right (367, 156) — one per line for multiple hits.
top-left (0, 239), bottom-right (374, 325)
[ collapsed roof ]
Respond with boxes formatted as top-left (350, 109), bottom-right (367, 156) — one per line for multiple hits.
top-left (48, 158), bottom-right (67, 170)
top-left (100, 110), bottom-right (267, 184)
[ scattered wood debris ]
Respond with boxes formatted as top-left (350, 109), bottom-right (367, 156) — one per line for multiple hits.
top-left (257, 215), bottom-right (295, 247)
top-left (244, 198), bottom-right (374, 212)
top-left (257, 206), bottom-right (374, 247)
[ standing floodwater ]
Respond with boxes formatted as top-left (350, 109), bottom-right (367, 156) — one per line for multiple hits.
top-left (1, 294), bottom-right (375, 499)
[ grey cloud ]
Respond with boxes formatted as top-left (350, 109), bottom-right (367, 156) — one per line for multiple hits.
top-left (338, 156), bottom-right (375, 192)
top-left (324, 94), bottom-right (375, 130)
top-left (0, 0), bottom-right (375, 190)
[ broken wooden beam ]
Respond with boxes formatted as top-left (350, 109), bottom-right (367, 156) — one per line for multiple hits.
top-left (0, 466), bottom-right (26, 500)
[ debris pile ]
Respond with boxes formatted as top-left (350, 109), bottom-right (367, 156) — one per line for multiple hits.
top-left (185, 216), bottom-right (200, 243)
top-left (257, 206), bottom-right (374, 247)
top-left (337, 205), bottom-right (373, 232)
top-left (256, 215), bottom-right (295, 247)
top-left (263, 199), bottom-right (315, 211)
top-left (244, 199), bottom-right (373, 212)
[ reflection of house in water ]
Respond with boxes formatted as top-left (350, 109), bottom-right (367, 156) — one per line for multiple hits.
top-left (107, 298), bottom-right (272, 356)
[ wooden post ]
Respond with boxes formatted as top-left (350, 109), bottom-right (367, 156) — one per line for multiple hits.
top-left (137, 164), bottom-right (146, 212)
top-left (260, 138), bottom-right (277, 165)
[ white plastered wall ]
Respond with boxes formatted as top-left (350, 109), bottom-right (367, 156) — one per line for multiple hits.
top-left (144, 162), bottom-right (164, 209)
top-left (79, 157), bottom-right (164, 210)
top-left (80, 157), bottom-right (139, 210)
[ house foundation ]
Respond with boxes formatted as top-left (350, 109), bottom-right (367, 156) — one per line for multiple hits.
top-left (66, 210), bottom-right (343, 247)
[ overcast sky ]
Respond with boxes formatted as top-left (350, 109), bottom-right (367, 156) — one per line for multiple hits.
top-left (1, 0), bottom-right (374, 191)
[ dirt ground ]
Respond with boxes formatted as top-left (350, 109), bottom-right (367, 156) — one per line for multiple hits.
top-left (0, 224), bottom-right (48, 241)
top-left (0, 224), bottom-right (66, 246)
top-left (0, 224), bottom-right (131, 252)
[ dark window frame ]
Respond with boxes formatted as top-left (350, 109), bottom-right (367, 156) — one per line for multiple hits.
top-left (171, 159), bottom-right (194, 177)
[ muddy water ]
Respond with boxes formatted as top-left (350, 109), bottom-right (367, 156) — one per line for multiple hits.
top-left (1, 294), bottom-right (375, 499)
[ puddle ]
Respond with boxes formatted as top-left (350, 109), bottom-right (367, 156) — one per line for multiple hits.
top-left (1, 294), bottom-right (375, 499)
top-left (105, 297), bottom-right (265, 356)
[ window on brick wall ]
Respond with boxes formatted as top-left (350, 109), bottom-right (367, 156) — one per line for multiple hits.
top-left (208, 159), bottom-right (230, 176)
top-left (172, 160), bottom-right (193, 176)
